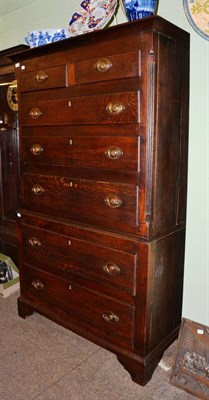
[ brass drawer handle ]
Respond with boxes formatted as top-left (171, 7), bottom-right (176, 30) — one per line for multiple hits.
top-left (29, 108), bottom-right (42, 119)
top-left (105, 146), bottom-right (123, 160)
top-left (30, 144), bottom-right (44, 155)
top-left (103, 263), bottom-right (121, 276)
top-left (104, 195), bottom-right (122, 208)
top-left (32, 280), bottom-right (44, 290)
top-left (28, 237), bottom-right (41, 247)
top-left (63, 181), bottom-right (73, 188)
top-left (106, 102), bottom-right (125, 115)
top-left (32, 185), bottom-right (45, 195)
top-left (95, 58), bottom-right (112, 72)
top-left (103, 311), bottom-right (119, 324)
top-left (34, 71), bottom-right (48, 83)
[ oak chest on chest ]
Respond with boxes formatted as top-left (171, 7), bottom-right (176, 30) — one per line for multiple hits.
top-left (13, 16), bottom-right (189, 385)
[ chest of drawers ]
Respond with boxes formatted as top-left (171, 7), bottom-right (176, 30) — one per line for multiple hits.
top-left (12, 17), bottom-right (189, 385)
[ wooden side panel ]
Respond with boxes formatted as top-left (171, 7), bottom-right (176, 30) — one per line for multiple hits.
top-left (147, 229), bottom-right (186, 352)
top-left (151, 32), bottom-right (189, 235)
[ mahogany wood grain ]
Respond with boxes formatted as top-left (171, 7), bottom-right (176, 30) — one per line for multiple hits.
top-left (12, 17), bottom-right (189, 386)
top-left (22, 136), bottom-right (140, 172)
top-left (22, 223), bottom-right (137, 297)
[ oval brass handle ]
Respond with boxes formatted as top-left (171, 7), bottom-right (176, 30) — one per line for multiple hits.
top-left (30, 144), bottom-right (44, 155)
top-left (105, 102), bottom-right (125, 115)
top-left (34, 71), bottom-right (48, 83)
top-left (105, 146), bottom-right (123, 160)
top-left (29, 108), bottom-right (42, 119)
top-left (104, 195), bottom-right (122, 208)
top-left (103, 312), bottom-right (119, 324)
top-left (32, 185), bottom-right (45, 195)
top-left (32, 280), bottom-right (44, 290)
top-left (95, 58), bottom-right (112, 72)
top-left (103, 263), bottom-right (121, 276)
top-left (28, 237), bottom-right (41, 247)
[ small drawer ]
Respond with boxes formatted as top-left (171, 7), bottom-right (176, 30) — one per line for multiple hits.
top-left (19, 65), bottom-right (68, 92)
top-left (73, 50), bottom-right (141, 85)
top-left (22, 224), bottom-right (137, 295)
top-left (19, 91), bottom-right (140, 126)
top-left (22, 136), bottom-right (140, 173)
top-left (22, 174), bottom-right (138, 234)
top-left (21, 265), bottom-right (135, 349)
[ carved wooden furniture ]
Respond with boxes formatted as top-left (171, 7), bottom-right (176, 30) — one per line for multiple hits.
top-left (171, 318), bottom-right (209, 399)
top-left (0, 45), bottom-right (28, 266)
top-left (12, 17), bottom-right (189, 385)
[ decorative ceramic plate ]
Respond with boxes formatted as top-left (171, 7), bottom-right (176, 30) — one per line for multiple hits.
top-left (183, 0), bottom-right (209, 41)
top-left (69, 0), bottom-right (118, 37)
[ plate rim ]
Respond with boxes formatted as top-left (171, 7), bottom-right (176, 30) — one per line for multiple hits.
top-left (183, 0), bottom-right (209, 41)
top-left (69, 0), bottom-right (118, 36)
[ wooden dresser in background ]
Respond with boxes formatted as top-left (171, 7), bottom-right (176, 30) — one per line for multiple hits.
top-left (0, 45), bottom-right (28, 266)
top-left (12, 17), bottom-right (190, 385)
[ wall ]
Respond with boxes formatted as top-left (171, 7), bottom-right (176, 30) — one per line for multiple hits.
top-left (158, 0), bottom-right (209, 327)
top-left (0, 0), bottom-right (208, 325)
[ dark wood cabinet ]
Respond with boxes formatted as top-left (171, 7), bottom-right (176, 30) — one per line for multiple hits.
top-left (12, 17), bottom-right (189, 385)
top-left (0, 46), bottom-right (28, 265)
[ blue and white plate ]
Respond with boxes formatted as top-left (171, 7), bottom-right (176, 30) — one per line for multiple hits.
top-left (25, 28), bottom-right (70, 48)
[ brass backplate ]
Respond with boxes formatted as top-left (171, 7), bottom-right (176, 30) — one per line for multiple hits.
top-left (170, 318), bottom-right (209, 399)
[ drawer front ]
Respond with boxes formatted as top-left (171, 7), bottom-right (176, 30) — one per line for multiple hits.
top-left (23, 136), bottom-right (139, 172)
top-left (73, 50), bottom-right (141, 85)
top-left (19, 51), bottom-right (141, 92)
top-left (20, 92), bottom-right (140, 126)
top-left (22, 174), bottom-right (138, 234)
top-left (20, 65), bottom-right (68, 92)
top-left (22, 224), bottom-right (137, 295)
top-left (22, 265), bottom-right (135, 349)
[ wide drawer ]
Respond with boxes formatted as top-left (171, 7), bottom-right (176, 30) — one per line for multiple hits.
top-left (19, 65), bottom-right (68, 92)
top-left (19, 91), bottom-right (140, 126)
top-left (21, 265), bottom-right (135, 349)
top-left (19, 50), bottom-right (141, 92)
top-left (22, 136), bottom-right (140, 172)
top-left (73, 50), bottom-right (141, 85)
top-left (22, 174), bottom-right (138, 234)
top-left (22, 224), bottom-right (137, 296)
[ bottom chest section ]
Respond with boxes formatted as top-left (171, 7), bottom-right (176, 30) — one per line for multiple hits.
top-left (17, 213), bottom-right (185, 376)
top-left (18, 215), bottom-right (142, 350)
